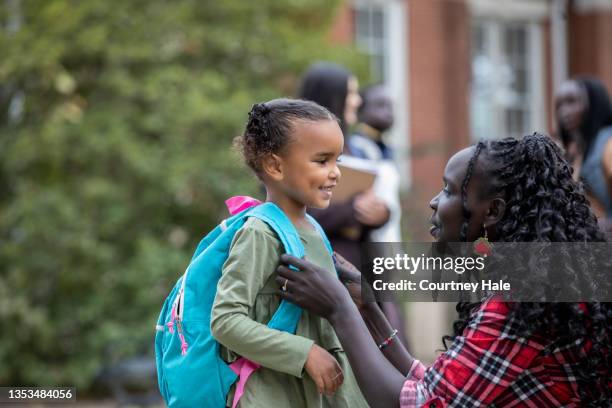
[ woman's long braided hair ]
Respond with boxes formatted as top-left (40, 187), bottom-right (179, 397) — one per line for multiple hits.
top-left (444, 133), bottom-right (610, 405)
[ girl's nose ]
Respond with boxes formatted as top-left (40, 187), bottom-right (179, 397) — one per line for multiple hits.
top-left (331, 163), bottom-right (341, 181)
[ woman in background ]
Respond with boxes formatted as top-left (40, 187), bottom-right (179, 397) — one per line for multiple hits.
top-left (555, 76), bottom-right (612, 233)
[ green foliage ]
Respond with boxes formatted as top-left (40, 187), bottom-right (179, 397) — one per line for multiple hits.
top-left (0, 0), bottom-right (366, 388)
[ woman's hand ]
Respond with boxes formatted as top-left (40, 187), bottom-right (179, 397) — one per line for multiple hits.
top-left (353, 190), bottom-right (389, 227)
top-left (333, 252), bottom-right (375, 310)
top-left (276, 254), bottom-right (352, 321)
top-left (304, 344), bottom-right (344, 395)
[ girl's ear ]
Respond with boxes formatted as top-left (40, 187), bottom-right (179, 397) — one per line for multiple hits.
top-left (484, 197), bottom-right (506, 228)
top-left (261, 153), bottom-right (283, 181)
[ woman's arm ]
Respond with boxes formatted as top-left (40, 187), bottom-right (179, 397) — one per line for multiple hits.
top-left (276, 255), bottom-right (408, 408)
top-left (308, 199), bottom-right (360, 234)
top-left (278, 256), bottom-right (544, 407)
top-left (309, 193), bottom-right (390, 235)
top-left (359, 303), bottom-right (415, 376)
top-left (333, 253), bottom-right (414, 375)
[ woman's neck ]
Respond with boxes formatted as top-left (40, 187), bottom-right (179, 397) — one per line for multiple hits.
top-left (265, 190), bottom-right (311, 229)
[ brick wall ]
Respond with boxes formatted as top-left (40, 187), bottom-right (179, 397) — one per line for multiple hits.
top-left (405, 0), bottom-right (471, 240)
top-left (568, 8), bottom-right (612, 92)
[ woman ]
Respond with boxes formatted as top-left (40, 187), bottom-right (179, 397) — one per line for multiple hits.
top-left (276, 134), bottom-right (610, 407)
top-left (555, 77), bottom-right (612, 225)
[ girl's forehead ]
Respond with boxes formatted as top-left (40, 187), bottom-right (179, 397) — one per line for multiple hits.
top-left (291, 120), bottom-right (343, 150)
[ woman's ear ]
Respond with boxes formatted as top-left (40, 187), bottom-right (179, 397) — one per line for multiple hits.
top-left (484, 197), bottom-right (506, 228)
top-left (261, 153), bottom-right (283, 181)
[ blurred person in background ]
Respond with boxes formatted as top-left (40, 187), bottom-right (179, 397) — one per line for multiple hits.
top-left (349, 84), bottom-right (401, 243)
top-left (298, 62), bottom-right (390, 269)
top-left (555, 77), bottom-right (612, 234)
top-left (348, 83), bottom-right (407, 346)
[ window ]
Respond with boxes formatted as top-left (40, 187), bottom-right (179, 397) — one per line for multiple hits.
top-left (470, 19), bottom-right (545, 140)
top-left (353, 0), bottom-right (410, 188)
top-left (354, 2), bottom-right (388, 82)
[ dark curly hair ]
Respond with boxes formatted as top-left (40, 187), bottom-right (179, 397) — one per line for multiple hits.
top-left (235, 98), bottom-right (336, 176)
top-left (444, 133), bottom-right (610, 405)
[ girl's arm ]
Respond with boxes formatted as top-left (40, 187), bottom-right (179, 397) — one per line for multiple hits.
top-left (210, 223), bottom-right (313, 378)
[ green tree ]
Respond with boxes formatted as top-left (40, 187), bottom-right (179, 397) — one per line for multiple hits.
top-left (0, 0), bottom-right (366, 388)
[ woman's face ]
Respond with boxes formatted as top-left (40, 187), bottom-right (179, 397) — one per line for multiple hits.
top-left (555, 80), bottom-right (587, 135)
top-left (429, 147), bottom-right (494, 243)
top-left (344, 76), bottom-right (362, 126)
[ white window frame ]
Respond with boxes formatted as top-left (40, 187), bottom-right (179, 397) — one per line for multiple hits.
top-left (469, 0), bottom-right (547, 140)
top-left (352, 0), bottom-right (410, 189)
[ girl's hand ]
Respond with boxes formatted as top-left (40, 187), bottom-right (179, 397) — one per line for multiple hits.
top-left (304, 344), bottom-right (344, 395)
top-left (276, 254), bottom-right (352, 320)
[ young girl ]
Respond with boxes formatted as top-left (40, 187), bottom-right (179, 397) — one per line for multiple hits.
top-left (210, 98), bottom-right (369, 408)
top-left (277, 133), bottom-right (610, 407)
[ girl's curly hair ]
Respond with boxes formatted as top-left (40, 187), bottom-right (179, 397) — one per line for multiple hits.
top-left (444, 133), bottom-right (610, 405)
top-left (235, 98), bottom-right (336, 176)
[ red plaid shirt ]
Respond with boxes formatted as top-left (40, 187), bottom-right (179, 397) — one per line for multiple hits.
top-left (400, 299), bottom-right (591, 407)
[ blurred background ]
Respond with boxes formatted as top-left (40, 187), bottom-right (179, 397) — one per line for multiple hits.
top-left (1, 0), bottom-right (611, 405)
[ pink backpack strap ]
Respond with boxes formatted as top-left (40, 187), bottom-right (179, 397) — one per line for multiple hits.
top-left (228, 358), bottom-right (261, 408)
top-left (225, 196), bottom-right (262, 215)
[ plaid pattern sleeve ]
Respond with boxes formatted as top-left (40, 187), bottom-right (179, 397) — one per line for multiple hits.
top-left (399, 299), bottom-right (583, 407)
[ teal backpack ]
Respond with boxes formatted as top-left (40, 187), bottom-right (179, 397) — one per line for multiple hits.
top-left (155, 200), bottom-right (333, 408)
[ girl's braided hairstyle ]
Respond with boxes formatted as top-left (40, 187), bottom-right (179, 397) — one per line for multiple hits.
top-left (444, 133), bottom-right (610, 405)
top-left (235, 98), bottom-right (336, 176)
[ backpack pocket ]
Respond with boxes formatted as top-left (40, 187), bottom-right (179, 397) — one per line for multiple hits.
top-left (162, 320), bottom-right (237, 408)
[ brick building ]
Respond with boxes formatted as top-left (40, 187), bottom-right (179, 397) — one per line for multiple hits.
top-left (329, 0), bottom-right (612, 361)
top-left (331, 0), bottom-right (612, 240)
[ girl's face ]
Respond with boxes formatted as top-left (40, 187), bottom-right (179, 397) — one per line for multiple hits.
top-left (344, 76), bottom-right (362, 127)
top-left (276, 120), bottom-right (344, 209)
top-left (555, 80), bottom-right (587, 134)
top-left (429, 147), bottom-right (495, 243)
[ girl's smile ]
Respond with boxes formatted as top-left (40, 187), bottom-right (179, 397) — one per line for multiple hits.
top-left (318, 183), bottom-right (338, 200)
top-left (263, 119), bottom-right (344, 224)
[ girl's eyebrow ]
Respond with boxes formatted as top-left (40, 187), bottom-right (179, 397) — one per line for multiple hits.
top-left (312, 151), bottom-right (335, 157)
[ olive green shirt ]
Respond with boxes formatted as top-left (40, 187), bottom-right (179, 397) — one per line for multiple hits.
top-left (211, 217), bottom-right (368, 408)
